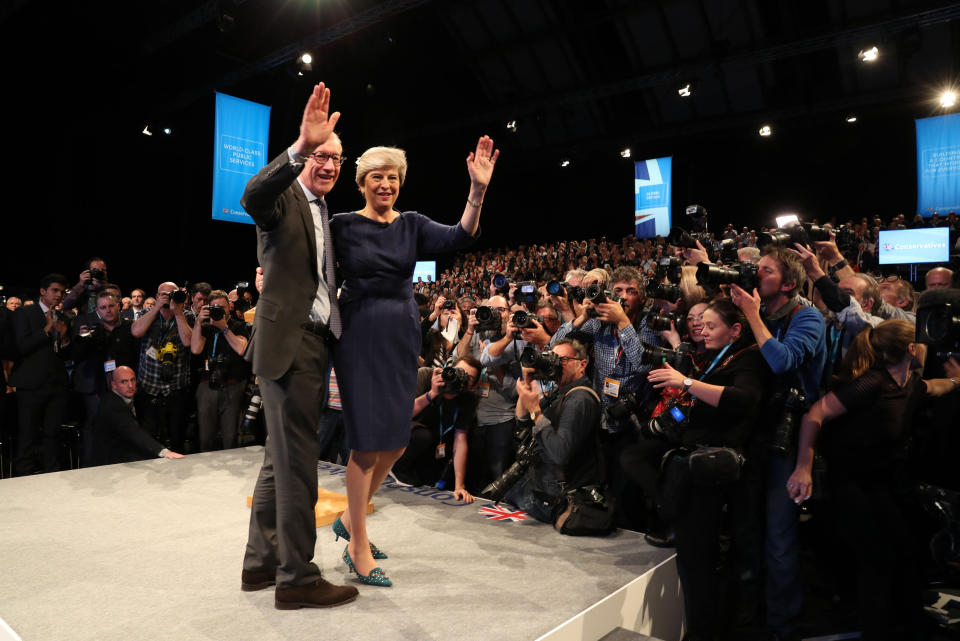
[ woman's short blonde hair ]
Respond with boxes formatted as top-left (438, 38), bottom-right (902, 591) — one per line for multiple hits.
top-left (355, 146), bottom-right (408, 188)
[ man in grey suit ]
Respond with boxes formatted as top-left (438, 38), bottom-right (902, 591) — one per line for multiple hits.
top-left (239, 82), bottom-right (358, 609)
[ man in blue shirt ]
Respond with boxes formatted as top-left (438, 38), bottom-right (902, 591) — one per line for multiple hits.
top-left (730, 247), bottom-right (826, 641)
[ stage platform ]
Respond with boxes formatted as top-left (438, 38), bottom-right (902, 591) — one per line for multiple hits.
top-left (0, 448), bottom-right (682, 641)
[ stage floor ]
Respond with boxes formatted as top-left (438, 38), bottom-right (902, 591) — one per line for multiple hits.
top-left (0, 448), bottom-right (676, 641)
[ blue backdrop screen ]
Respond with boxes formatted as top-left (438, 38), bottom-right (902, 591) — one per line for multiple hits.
top-left (916, 113), bottom-right (960, 216)
top-left (634, 157), bottom-right (672, 238)
top-left (212, 93), bottom-right (271, 224)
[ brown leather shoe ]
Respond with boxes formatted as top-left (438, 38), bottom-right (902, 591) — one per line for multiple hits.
top-left (241, 568), bottom-right (277, 592)
top-left (275, 577), bottom-right (359, 609)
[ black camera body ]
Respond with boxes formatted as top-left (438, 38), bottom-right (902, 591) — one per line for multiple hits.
top-left (639, 341), bottom-right (695, 376)
top-left (585, 283), bottom-right (626, 318)
top-left (520, 345), bottom-right (562, 381)
top-left (88, 267), bottom-right (106, 283)
top-left (640, 399), bottom-right (690, 445)
top-left (757, 223), bottom-right (809, 250)
top-left (546, 280), bottom-right (586, 304)
top-left (511, 310), bottom-right (543, 331)
top-left (441, 299), bottom-right (457, 310)
top-left (207, 353), bottom-right (229, 390)
top-left (473, 305), bottom-right (502, 333)
top-left (208, 305), bottom-right (226, 322)
top-left (696, 261), bottom-right (759, 292)
top-left (656, 257), bottom-right (683, 283)
top-left (482, 422), bottom-right (538, 502)
top-left (770, 388), bottom-right (809, 455)
top-left (440, 366), bottom-right (469, 396)
top-left (163, 289), bottom-right (187, 309)
top-left (646, 281), bottom-right (681, 303)
top-left (645, 310), bottom-right (683, 332)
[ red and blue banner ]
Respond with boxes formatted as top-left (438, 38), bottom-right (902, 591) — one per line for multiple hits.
top-left (634, 156), bottom-right (672, 238)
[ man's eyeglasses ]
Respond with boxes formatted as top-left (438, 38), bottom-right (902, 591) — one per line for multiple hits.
top-left (558, 356), bottom-right (585, 363)
top-left (309, 152), bottom-right (347, 167)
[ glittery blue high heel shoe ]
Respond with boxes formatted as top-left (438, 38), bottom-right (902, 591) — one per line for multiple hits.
top-left (342, 546), bottom-right (393, 587)
top-left (332, 516), bottom-right (387, 559)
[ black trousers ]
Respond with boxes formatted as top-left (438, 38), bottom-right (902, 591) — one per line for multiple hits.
top-left (15, 383), bottom-right (69, 475)
top-left (466, 418), bottom-right (516, 494)
top-left (393, 425), bottom-right (450, 487)
top-left (243, 330), bottom-right (328, 588)
top-left (137, 387), bottom-right (189, 453)
top-left (195, 378), bottom-right (245, 451)
top-left (833, 479), bottom-right (926, 640)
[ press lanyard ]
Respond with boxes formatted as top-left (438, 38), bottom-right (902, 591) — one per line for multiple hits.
top-left (157, 317), bottom-right (177, 346)
top-left (439, 403), bottom-right (458, 441)
top-left (210, 331), bottom-right (220, 358)
top-left (699, 342), bottom-right (732, 380)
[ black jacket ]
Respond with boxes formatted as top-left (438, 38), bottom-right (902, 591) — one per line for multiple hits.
top-left (92, 392), bottom-right (166, 465)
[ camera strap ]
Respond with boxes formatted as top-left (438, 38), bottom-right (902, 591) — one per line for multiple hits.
top-left (154, 317), bottom-right (178, 349)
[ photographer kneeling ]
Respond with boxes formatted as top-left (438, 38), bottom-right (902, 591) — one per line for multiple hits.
top-left (190, 289), bottom-right (249, 451)
top-left (392, 356), bottom-right (482, 502)
top-left (645, 298), bottom-right (770, 641)
top-left (502, 339), bottom-right (603, 523)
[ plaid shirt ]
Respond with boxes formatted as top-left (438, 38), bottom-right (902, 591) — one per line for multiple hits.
top-left (137, 315), bottom-right (191, 396)
top-left (551, 314), bottom-right (660, 433)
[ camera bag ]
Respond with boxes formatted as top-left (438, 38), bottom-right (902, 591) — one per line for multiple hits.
top-left (686, 446), bottom-right (745, 486)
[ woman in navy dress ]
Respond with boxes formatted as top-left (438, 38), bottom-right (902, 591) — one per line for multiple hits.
top-left (330, 136), bottom-right (499, 585)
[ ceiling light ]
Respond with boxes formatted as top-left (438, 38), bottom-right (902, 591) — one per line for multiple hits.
top-left (678, 84), bottom-right (691, 97)
top-left (560, 159), bottom-right (571, 168)
top-left (940, 90), bottom-right (957, 109)
top-left (858, 46), bottom-right (879, 62)
top-left (297, 53), bottom-right (312, 74)
top-left (163, 127), bottom-right (172, 135)
top-left (142, 125), bottom-right (152, 136)
top-left (300, 53), bottom-right (313, 65)
top-left (845, 114), bottom-right (858, 123)
top-left (758, 125), bottom-right (772, 137)
top-left (620, 148), bottom-right (631, 158)
top-left (506, 120), bottom-right (517, 132)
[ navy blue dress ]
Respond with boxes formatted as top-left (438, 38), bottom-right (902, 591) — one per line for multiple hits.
top-left (330, 211), bottom-right (477, 451)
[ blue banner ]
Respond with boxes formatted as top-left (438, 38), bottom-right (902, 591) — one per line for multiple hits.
top-left (634, 157), bottom-right (672, 238)
top-left (916, 113), bottom-right (960, 216)
top-left (213, 92), bottom-right (271, 224)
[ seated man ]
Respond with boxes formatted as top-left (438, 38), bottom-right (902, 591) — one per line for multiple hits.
top-left (393, 355), bottom-right (482, 502)
top-left (92, 366), bottom-right (184, 465)
top-left (504, 339), bottom-right (602, 523)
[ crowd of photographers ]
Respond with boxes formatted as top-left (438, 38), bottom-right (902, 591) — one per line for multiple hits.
top-left (2, 210), bottom-right (959, 640)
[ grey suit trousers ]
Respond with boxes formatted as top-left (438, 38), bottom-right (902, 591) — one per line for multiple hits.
top-left (243, 329), bottom-right (329, 588)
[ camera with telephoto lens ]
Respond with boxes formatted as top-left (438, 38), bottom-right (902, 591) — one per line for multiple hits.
top-left (757, 222), bottom-right (810, 250)
top-left (238, 380), bottom-right (262, 444)
top-left (207, 305), bottom-right (226, 322)
top-left (88, 268), bottom-right (106, 283)
top-left (604, 390), bottom-right (648, 432)
top-left (492, 273), bottom-right (511, 295)
top-left (668, 227), bottom-right (712, 251)
top-left (645, 310), bottom-right (683, 332)
top-left (717, 238), bottom-right (738, 263)
top-left (656, 257), bottom-right (683, 283)
top-left (481, 422), bottom-right (538, 502)
top-left (639, 342), bottom-right (695, 375)
top-left (157, 341), bottom-right (179, 381)
top-left (511, 310), bottom-right (542, 330)
top-left (916, 290), bottom-right (960, 377)
top-left (519, 345), bottom-right (562, 381)
top-left (473, 305), bottom-right (501, 333)
top-left (440, 366), bottom-right (469, 396)
top-left (769, 388), bottom-right (809, 455)
top-left (646, 281), bottom-right (681, 302)
top-left (696, 261), bottom-right (759, 292)
top-left (640, 398), bottom-right (690, 445)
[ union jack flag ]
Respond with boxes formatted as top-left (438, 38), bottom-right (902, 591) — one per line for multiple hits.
top-left (478, 504), bottom-right (527, 522)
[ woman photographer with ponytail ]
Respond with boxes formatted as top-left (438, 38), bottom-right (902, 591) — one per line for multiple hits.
top-left (787, 319), bottom-right (960, 640)
top-left (644, 298), bottom-right (772, 641)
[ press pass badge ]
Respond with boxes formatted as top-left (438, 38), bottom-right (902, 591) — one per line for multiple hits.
top-left (103, 360), bottom-right (117, 373)
top-left (145, 346), bottom-right (159, 361)
top-left (435, 443), bottom-right (446, 459)
top-left (477, 382), bottom-right (491, 398)
top-left (603, 377), bottom-right (621, 398)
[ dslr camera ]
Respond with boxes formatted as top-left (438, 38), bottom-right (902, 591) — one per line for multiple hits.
top-left (546, 280), bottom-right (586, 304)
top-left (162, 289), bottom-right (187, 309)
top-left (440, 365), bottom-right (469, 396)
top-left (638, 342), bottom-right (695, 375)
top-left (640, 398), bottom-right (690, 445)
top-left (696, 261), bottom-right (759, 292)
top-left (207, 305), bottom-right (226, 322)
top-left (646, 280), bottom-right (681, 303)
top-left (473, 305), bottom-right (502, 334)
top-left (157, 341), bottom-right (179, 381)
top-left (519, 345), bottom-right (562, 381)
top-left (645, 310), bottom-right (683, 332)
top-left (584, 283), bottom-right (626, 319)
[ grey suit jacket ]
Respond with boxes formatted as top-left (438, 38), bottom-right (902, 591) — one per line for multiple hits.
top-left (240, 150), bottom-right (324, 381)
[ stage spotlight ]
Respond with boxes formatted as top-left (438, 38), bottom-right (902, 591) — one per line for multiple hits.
top-left (560, 159), bottom-right (571, 168)
top-left (940, 91), bottom-right (957, 109)
top-left (506, 120), bottom-right (517, 132)
top-left (758, 124), bottom-right (772, 137)
top-left (163, 127), bottom-right (172, 135)
top-left (298, 53), bottom-right (312, 74)
top-left (678, 84), bottom-right (691, 97)
top-left (846, 114), bottom-right (858, 123)
top-left (142, 125), bottom-right (152, 136)
top-left (620, 148), bottom-right (631, 158)
top-left (858, 46), bottom-right (879, 62)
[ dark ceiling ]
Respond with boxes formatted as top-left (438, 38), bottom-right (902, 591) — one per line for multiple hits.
top-left (2, 0), bottom-right (959, 292)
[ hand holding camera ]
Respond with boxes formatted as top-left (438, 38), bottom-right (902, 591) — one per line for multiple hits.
top-left (199, 304), bottom-right (228, 329)
top-left (429, 368), bottom-right (445, 398)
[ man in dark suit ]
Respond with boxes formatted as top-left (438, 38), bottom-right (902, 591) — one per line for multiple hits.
top-left (92, 366), bottom-right (184, 465)
top-left (239, 82), bottom-right (358, 609)
top-left (9, 273), bottom-right (72, 474)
